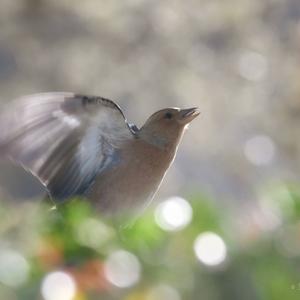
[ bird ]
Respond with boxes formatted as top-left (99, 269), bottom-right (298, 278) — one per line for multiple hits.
top-left (0, 92), bottom-right (199, 214)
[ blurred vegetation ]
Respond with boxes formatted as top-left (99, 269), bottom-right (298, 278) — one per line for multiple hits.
top-left (0, 182), bottom-right (300, 300)
top-left (0, 0), bottom-right (300, 299)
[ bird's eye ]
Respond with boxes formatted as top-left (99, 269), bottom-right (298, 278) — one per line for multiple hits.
top-left (164, 112), bottom-right (173, 119)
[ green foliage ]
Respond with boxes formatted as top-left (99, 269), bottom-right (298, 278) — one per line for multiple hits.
top-left (1, 183), bottom-right (300, 299)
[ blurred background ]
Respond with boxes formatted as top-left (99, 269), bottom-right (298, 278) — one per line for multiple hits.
top-left (0, 0), bottom-right (300, 299)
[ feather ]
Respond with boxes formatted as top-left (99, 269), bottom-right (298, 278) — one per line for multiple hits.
top-left (0, 92), bottom-right (133, 201)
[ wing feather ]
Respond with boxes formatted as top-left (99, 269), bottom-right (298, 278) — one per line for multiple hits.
top-left (0, 92), bottom-right (133, 201)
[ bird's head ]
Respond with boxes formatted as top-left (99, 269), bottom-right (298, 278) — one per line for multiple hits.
top-left (139, 107), bottom-right (200, 149)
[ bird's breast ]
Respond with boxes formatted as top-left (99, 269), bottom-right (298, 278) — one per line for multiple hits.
top-left (86, 139), bottom-right (176, 214)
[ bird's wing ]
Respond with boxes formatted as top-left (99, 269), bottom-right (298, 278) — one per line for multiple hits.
top-left (0, 92), bottom-right (133, 201)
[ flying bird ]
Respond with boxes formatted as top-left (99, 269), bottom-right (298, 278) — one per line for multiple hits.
top-left (0, 93), bottom-right (199, 213)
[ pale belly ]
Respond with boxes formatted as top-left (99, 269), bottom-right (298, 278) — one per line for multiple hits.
top-left (86, 143), bottom-right (174, 214)
top-left (87, 162), bottom-right (166, 214)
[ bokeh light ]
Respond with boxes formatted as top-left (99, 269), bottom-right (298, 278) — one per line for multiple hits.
top-left (41, 271), bottom-right (77, 300)
top-left (257, 195), bottom-right (284, 232)
top-left (76, 218), bottom-right (114, 250)
top-left (0, 249), bottom-right (30, 287)
top-left (154, 196), bottom-right (193, 231)
top-left (238, 50), bottom-right (268, 82)
top-left (194, 232), bottom-right (227, 267)
top-left (104, 250), bottom-right (141, 288)
top-left (244, 135), bottom-right (276, 166)
top-left (146, 284), bottom-right (181, 300)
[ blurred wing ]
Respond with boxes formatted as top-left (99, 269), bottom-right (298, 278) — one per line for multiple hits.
top-left (0, 92), bottom-right (133, 200)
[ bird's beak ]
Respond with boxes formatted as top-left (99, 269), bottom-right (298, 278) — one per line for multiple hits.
top-left (179, 107), bottom-right (200, 123)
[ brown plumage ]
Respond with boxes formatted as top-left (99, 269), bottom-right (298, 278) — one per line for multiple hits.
top-left (0, 93), bottom-right (199, 214)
